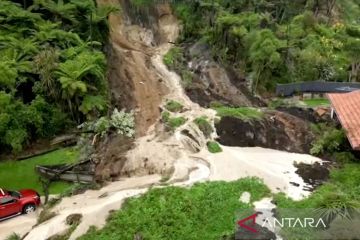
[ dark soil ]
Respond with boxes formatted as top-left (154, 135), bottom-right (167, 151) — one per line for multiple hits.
top-left (215, 111), bottom-right (315, 153)
top-left (94, 134), bottom-right (134, 182)
top-left (295, 162), bottom-right (330, 191)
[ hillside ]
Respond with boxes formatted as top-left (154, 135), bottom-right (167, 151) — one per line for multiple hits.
top-left (1, 1), bottom-right (360, 240)
top-left (168, 0), bottom-right (360, 94)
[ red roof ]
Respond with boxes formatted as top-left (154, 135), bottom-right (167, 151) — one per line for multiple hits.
top-left (327, 90), bottom-right (360, 150)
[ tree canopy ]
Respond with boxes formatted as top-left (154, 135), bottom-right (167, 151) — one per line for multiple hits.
top-left (0, 0), bottom-right (116, 153)
top-left (172, 0), bottom-right (360, 92)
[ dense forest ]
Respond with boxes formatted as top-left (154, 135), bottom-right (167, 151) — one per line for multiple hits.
top-left (0, 0), bottom-right (117, 153)
top-left (169, 0), bottom-right (360, 92)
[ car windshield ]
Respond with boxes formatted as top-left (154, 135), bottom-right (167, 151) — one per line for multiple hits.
top-left (8, 191), bottom-right (21, 199)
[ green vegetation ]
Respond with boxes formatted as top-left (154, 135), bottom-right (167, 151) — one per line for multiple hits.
top-left (0, 1), bottom-right (117, 153)
top-left (172, 0), bottom-right (360, 93)
top-left (274, 163), bottom-right (360, 239)
top-left (167, 117), bottom-right (187, 129)
top-left (0, 148), bottom-right (78, 194)
top-left (165, 100), bottom-right (184, 113)
top-left (80, 108), bottom-right (135, 138)
top-left (213, 106), bottom-right (264, 121)
top-left (194, 116), bottom-right (213, 137)
top-left (163, 47), bottom-right (183, 69)
top-left (79, 178), bottom-right (270, 240)
top-left (161, 111), bottom-right (187, 130)
top-left (310, 128), bottom-right (347, 155)
top-left (5, 233), bottom-right (20, 240)
top-left (302, 98), bottom-right (330, 107)
top-left (207, 141), bottom-right (222, 153)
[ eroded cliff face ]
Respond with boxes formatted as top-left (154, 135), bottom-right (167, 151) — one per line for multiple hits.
top-left (101, 0), bottom-right (172, 136)
top-left (183, 42), bottom-right (265, 108)
top-left (95, 0), bottom-right (175, 180)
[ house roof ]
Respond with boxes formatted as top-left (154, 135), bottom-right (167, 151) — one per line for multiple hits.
top-left (327, 90), bottom-right (360, 150)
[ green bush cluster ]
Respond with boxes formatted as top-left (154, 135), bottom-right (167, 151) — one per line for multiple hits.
top-left (163, 47), bottom-right (183, 69)
top-left (0, 1), bottom-right (117, 152)
top-left (161, 111), bottom-right (187, 130)
top-left (165, 100), bottom-right (184, 113)
top-left (310, 129), bottom-right (347, 155)
top-left (194, 116), bottom-right (213, 138)
top-left (80, 109), bottom-right (135, 138)
top-left (207, 141), bottom-right (222, 153)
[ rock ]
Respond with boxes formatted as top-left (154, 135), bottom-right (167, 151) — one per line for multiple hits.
top-left (183, 42), bottom-right (265, 108)
top-left (215, 111), bottom-right (315, 153)
top-left (66, 213), bottom-right (82, 226)
top-left (239, 192), bottom-right (251, 204)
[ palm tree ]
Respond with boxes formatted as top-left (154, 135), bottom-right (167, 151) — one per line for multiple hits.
top-left (32, 0), bottom-right (78, 23)
top-left (55, 50), bottom-right (105, 121)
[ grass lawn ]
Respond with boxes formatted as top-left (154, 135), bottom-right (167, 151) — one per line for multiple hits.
top-left (79, 178), bottom-right (270, 240)
top-left (0, 148), bottom-right (79, 195)
top-left (302, 98), bottom-right (330, 107)
top-left (213, 106), bottom-right (264, 121)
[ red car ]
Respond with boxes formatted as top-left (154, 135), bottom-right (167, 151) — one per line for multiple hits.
top-left (0, 188), bottom-right (41, 220)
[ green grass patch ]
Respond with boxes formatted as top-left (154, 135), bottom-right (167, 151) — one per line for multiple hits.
top-left (79, 178), bottom-right (270, 240)
top-left (167, 117), bottom-right (187, 129)
top-left (165, 100), bottom-right (184, 113)
top-left (162, 111), bottom-right (187, 130)
top-left (302, 98), bottom-right (330, 107)
top-left (213, 106), bottom-right (264, 121)
top-left (0, 148), bottom-right (79, 195)
top-left (207, 141), bottom-right (222, 153)
top-left (194, 116), bottom-right (213, 138)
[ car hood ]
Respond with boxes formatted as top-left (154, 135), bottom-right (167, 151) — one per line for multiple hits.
top-left (19, 189), bottom-right (38, 198)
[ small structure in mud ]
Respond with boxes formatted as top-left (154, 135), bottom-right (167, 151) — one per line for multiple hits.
top-left (327, 90), bottom-right (360, 150)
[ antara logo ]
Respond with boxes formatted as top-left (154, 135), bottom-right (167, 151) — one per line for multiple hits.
top-left (237, 213), bottom-right (327, 233)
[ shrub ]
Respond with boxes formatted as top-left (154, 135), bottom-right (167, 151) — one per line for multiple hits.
top-left (163, 47), bottom-right (183, 68)
top-left (110, 108), bottom-right (135, 137)
top-left (161, 111), bottom-right (171, 122)
top-left (162, 111), bottom-right (186, 130)
top-left (5, 233), bottom-right (20, 240)
top-left (207, 141), bottom-right (222, 153)
top-left (165, 100), bottom-right (183, 113)
top-left (168, 117), bottom-right (187, 129)
top-left (79, 108), bottom-right (135, 138)
top-left (333, 152), bottom-right (357, 163)
top-left (310, 129), bottom-right (347, 155)
top-left (194, 117), bottom-right (213, 138)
